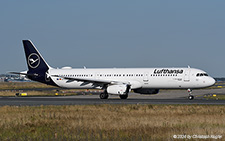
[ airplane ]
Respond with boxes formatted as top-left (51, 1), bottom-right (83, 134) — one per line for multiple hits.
top-left (10, 40), bottom-right (216, 100)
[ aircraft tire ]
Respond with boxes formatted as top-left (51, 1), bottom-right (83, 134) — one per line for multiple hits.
top-left (188, 95), bottom-right (194, 100)
top-left (100, 93), bottom-right (108, 99)
top-left (119, 94), bottom-right (128, 99)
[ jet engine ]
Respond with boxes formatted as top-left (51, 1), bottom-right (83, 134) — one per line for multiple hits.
top-left (107, 85), bottom-right (130, 95)
top-left (133, 88), bottom-right (159, 94)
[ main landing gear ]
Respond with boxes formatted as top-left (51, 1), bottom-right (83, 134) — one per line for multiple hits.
top-left (187, 89), bottom-right (194, 100)
top-left (99, 91), bottom-right (129, 99)
top-left (119, 94), bottom-right (128, 99)
top-left (99, 90), bottom-right (109, 99)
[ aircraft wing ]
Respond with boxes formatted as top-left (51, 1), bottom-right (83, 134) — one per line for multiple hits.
top-left (52, 75), bottom-right (126, 85)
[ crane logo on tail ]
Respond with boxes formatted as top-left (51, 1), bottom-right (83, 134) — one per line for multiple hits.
top-left (28, 53), bottom-right (40, 68)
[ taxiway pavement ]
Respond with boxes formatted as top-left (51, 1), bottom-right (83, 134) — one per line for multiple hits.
top-left (0, 88), bottom-right (225, 106)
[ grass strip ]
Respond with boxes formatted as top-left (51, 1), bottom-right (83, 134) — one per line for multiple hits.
top-left (0, 104), bottom-right (224, 140)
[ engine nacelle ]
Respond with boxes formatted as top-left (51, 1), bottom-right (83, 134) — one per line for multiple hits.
top-left (133, 88), bottom-right (159, 95)
top-left (107, 85), bottom-right (129, 95)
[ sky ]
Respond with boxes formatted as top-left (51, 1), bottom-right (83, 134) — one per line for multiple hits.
top-left (0, 1), bottom-right (225, 77)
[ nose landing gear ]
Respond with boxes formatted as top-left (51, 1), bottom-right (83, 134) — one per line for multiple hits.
top-left (187, 89), bottom-right (194, 100)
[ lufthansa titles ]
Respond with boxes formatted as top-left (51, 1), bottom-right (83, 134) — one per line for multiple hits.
top-left (154, 69), bottom-right (183, 74)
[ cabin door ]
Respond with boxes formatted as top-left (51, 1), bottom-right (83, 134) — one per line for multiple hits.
top-left (143, 72), bottom-right (149, 82)
top-left (184, 69), bottom-right (190, 82)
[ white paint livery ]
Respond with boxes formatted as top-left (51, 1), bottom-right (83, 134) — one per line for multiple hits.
top-left (50, 68), bottom-right (214, 89)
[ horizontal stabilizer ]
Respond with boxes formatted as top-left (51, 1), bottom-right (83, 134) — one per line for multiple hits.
top-left (9, 72), bottom-right (39, 77)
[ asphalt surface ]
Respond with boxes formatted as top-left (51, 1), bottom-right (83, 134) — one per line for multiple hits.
top-left (0, 96), bottom-right (225, 106)
top-left (0, 88), bottom-right (225, 106)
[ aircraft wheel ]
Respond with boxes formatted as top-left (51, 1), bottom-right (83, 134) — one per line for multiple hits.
top-left (119, 94), bottom-right (128, 99)
top-left (100, 92), bottom-right (108, 99)
top-left (188, 95), bottom-right (194, 100)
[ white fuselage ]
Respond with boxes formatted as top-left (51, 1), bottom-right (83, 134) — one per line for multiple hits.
top-left (49, 67), bottom-right (215, 90)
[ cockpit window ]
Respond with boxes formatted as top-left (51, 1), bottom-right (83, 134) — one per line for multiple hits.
top-left (196, 73), bottom-right (209, 77)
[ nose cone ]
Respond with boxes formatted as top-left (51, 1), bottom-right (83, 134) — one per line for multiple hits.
top-left (208, 77), bottom-right (216, 87)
